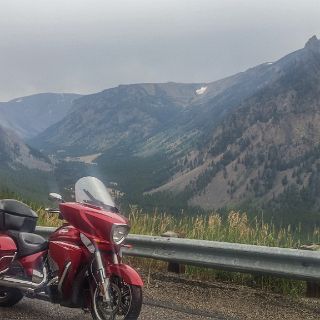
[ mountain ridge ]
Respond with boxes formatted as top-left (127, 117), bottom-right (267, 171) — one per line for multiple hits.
top-left (8, 35), bottom-right (320, 222)
top-left (30, 57), bottom-right (287, 156)
top-left (0, 92), bottom-right (81, 139)
top-left (156, 35), bottom-right (320, 220)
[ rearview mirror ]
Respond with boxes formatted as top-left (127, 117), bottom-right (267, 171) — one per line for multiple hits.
top-left (48, 193), bottom-right (63, 202)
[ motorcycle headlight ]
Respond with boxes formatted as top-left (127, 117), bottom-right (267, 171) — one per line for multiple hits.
top-left (111, 224), bottom-right (130, 244)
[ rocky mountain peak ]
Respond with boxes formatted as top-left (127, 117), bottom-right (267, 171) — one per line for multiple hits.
top-left (304, 35), bottom-right (319, 51)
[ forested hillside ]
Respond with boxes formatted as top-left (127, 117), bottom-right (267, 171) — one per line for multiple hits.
top-left (155, 35), bottom-right (320, 225)
top-left (3, 36), bottom-right (320, 226)
top-left (0, 125), bottom-right (53, 200)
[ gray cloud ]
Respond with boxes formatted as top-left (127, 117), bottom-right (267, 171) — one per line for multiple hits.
top-left (0, 0), bottom-right (319, 101)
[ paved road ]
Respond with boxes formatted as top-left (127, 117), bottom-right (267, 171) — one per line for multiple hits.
top-left (1, 271), bottom-right (320, 320)
top-left (0, 298), bottom-right (218, 320)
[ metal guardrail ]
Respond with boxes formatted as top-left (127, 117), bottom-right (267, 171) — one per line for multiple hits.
top-left (36, 226), bottom-right (320, 281)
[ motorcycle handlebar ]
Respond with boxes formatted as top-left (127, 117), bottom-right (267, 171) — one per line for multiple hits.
top-left (45, 208), bottom-right (61, 214)
top-left (45, 208), bottom-right (64, 220)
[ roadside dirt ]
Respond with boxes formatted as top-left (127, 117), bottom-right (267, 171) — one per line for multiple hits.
top-left (2, 269), bottom-right (320, 320)
top-left (142, 270), bottom-right (320, 320)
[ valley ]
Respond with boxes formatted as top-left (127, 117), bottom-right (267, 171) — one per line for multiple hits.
top-left (1, 36), bottom-right (320, 225)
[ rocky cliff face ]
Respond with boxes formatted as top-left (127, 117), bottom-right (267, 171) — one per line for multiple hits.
top-left (0, 125), bottom-right (53, 200)
top-left (0, 126), bottom-right (52, 171)
top-left (156, 36), bottom-right (320, 215)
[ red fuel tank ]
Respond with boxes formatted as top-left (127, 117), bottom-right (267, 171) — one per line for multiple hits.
top-left (0, 234), bottom-right (17, 274)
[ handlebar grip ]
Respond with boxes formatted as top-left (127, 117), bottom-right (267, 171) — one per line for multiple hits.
top-left (45, 208), bottom-right (64, 220)
top-left (45, 208), bottom-right (61, 214)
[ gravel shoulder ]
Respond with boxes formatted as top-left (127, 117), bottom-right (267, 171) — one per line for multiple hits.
top-left (1, 271), bottom-right (320, 319)
top-left (142, 271), bottom-right (320, 320)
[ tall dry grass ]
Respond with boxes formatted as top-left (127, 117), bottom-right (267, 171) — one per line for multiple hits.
top-left (128, 207), bottom-right (320, 248)
top-left (127, 207), bottom-right (320, 295)
top-left (36, 204), bottom-right (320, 296)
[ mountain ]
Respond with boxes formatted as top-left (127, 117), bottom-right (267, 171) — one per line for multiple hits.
top-left (30, 75), bottom-right (290, 208)
top-left (152, 35), bottom-right (320, 223)
top-left (0, 125), bottom-right (53, 200)
top-left (0, 93), bottom-right (81, 139)
top-left (31, 83), bottom-right (201, 154)
top-left (0, 126), bottom-right (52, 170)
top-left (29, 35), bottom-right (320, 224)
top-left (31, 57), bottom-right (286, 156)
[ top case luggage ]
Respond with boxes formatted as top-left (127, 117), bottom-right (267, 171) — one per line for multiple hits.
top-left (0, 199), bottom-right (38, 232)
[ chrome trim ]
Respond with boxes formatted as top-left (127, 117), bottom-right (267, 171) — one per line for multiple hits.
top-left (58, 262), bottom-right (71, 293)
top-left (0, 268), bottom-right (9, 276)
top-left (80, 233), bottom-right (95, 253)
top-left (48, 192), bottom-right (63, 202)
top-left (95, 249), bottom-right (111, 303)
top-left (113, 253), bottom-right (119, 264)
top-left (0, 265), bottom-right (48, 292)
top-left (0, 252), bottom-right (17, 275)
top-left (47, 276), bottom-right (59, 287)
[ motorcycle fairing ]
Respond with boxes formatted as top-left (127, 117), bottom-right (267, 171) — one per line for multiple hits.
top-left (49, 240), bottom-right (85, 297)
top-left (19, 251), bottom-right (46, 277)
top-left (108, 264), bottom-right (144, 286)
top-left (59, 202), bottom-right (128, 240)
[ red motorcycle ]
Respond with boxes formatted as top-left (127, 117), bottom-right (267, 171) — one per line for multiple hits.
top-left (0, 176), bottom-right (143, 319)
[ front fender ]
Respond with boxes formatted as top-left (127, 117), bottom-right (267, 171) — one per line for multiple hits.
top-left (108, 264), bottom-right (143, 287)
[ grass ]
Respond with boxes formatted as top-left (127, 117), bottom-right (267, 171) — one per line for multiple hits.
top-left (128, 207), bottom-right (318, 247)
top-left (0, 189), bottom-right (61, 227)
top-left (2, 189), bottom-right (318, 297)
top-left (126, 207), bottom-right (320, 296)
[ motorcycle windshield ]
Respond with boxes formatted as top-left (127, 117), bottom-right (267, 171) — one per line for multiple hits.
top-left (75, 176), bottom-right (116, 209)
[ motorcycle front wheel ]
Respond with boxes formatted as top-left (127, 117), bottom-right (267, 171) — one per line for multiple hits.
top-left (90, 276), bottom-right (142, 320)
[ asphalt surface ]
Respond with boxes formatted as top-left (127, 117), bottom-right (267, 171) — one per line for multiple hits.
top-left (0, 297), bottom-right (217, 320)
top-left (2, 271), bottom-right (320, 320)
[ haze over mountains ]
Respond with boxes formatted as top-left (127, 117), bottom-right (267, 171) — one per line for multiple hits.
top-left (0, 126), bottom-right (51, 171)
top-left (1, 36), bottom-right (320, 223)
top-left (186, 35), bottom-right (320, 216)
top-left (0, 124), bottom-right (52, 199)
top-left (31, 59), bottom-right (288, 155)
top-left (0, 93), bottom-right (80, 139)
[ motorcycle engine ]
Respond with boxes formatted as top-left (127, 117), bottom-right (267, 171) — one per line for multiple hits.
top-left (46, 253), bottom-right (60, 302)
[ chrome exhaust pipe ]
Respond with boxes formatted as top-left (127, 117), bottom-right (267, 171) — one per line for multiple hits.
top-left (0, 266), bottom-right (47, 292)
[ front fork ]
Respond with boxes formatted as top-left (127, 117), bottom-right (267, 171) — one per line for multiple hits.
top-left (94, 249), bottom-right (120, 303)
top-left (95, 249), bottom-right (111, 303)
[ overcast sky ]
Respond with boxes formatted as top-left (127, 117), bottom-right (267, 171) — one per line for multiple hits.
top-left (0, 0), bottom-right (319, 101)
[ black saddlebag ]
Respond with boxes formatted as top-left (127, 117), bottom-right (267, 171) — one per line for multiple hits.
top-left (0, 199), bottom-right (38, 232)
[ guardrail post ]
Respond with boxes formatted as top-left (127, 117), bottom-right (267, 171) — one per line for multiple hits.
top-left (161, 231), bottom-right (185, 274)
top-left (300, 244), bottom-right (320, 298)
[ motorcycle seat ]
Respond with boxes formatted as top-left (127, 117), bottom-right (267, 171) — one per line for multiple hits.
top-left (7, 230), bottom-right (48, 258)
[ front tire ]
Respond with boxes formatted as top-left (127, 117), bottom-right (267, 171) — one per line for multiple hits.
top-left (0, 287), bottom-right (23, 307)
top-left (90, 277), bottom-right (142, 320)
